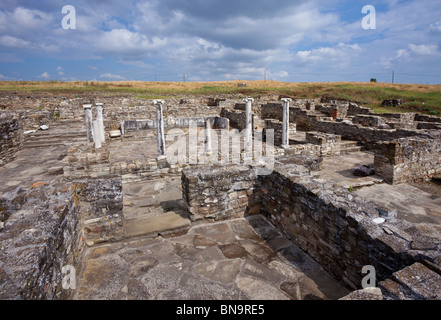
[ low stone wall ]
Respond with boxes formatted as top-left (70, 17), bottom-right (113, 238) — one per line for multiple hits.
top-left (74, 177), bottom-right (124, 246)
top-left (374, 134), bottom-right (441, 184)
top-left (0, 181), bottom-right (85, 299)
top-left (263, 119), bottom-right (296, 147)
top-left (347, 103), bottom-right (373, 116)
top-left (331, 103), bottom-right (349, 119)
top-left (259, 165), bottom-right (439, 290)
top-left (378, 113), bottom-right (417, 130)
top-left (121, 116), bottom-right (229, 135)
top-left (310, 119), bottom-right (423, 145)
top-left (378, 262), bottom-right (441, 300)
top-left (417, 122), bottom-right (441, 130)
top-left (181, 165), bottom-right (262, 222)
top-left (415, 114), bottom-right (441, 123)
top-left (181, 162), bottom-right (440, 292)
top-left (261, 103), bottom-right (283, 121)
top-left (260, 103), bottom-right (317, 132)
top-left (352, 115), bottom-right (389, 128)
top-left (0, 117), bottom-right (23, 167)
top-left (62, 142), bottom-right (191, 179)
top-left (305, 132), bottom-right (341, 156)
top-left (380, 113), bottom-right (416, 124)
top-left (220, 108), bottom-right (249, 130)
top-left (284, 143), bottom-right (322, 156)
top-left (62, 144), bottom-right (111, 178)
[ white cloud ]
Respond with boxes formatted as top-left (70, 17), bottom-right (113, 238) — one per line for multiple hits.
top-left (0, 7), bottom-right (51, 34)
top-left (100, 73), bottom-right (126, 80)
top-left (296, 43), bottom-right (361, 64)
top-left (408, 43), bottom-right (438, 55)
top-left (0, 35), bottom-right (31, 48)
top-left (96, 29), bottom-right (167, 58)
top-left (271, 70), bottom-right (289, 79)
top-left (56, 66), bottom-right (64, 76)
top-left (429, 21), bottom-right (441, 33)
top-left (38, 72), bottom-right (50, 79)
top-left (0, 74), bottom-right (5, 79)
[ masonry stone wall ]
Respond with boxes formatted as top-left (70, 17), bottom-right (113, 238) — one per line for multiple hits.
top-left (261, 103), bottom-right (284, 121)
top-left (417, 122), bottom-right (441, 130)
top-left (181, 162), bottom-right (440, 291)
top-left (220, 108), bottom-right (249, 130)
top-left (181, 165), bottom-right (262, 222)
top-left (0, 181), bottom-right (85, 300)
top-left (374, 134), bottom-right (441, 184)
top-left (347, 103), bottom-right (373, 116)
top-left (305, 132), bottom-right (341, 156)
top-left (352, 115), bottom-right (389, 128)
top-left (121, 116), bottom-right (229, 135)
top-left (310, 119), bottom-right (423, 145)
top-left (263, 119), bottom-right (296, 147)
top-left (0, 117), bottom-right (23, 167)
top-left (415, 114), bottom-right (441, 123)
top-left (74, 177), bottom-right (124, 246)
top-left (258, 165), bottom-right (440, 289)
top-left (377, 113), bottom-right (417, 130)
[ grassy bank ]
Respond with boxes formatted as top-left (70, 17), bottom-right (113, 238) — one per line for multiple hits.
top-left (1, 80), bottom-right (440, 115)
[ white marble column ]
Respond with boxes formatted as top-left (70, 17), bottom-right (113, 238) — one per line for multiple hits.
top-left (154, 100), bottom-right (166, 156)
top-left (243, 98), bottom-right (254, 152)
top-left (92, 120), bottom-right (102, 149)
top-left (83, 104), bottom-right (93, 143)
top-left (96, 103), bottom-right (105, 143)
top-left (204, 118), bottom-right (212, 155)
top-left (281, 98), bottom-right (291, 149)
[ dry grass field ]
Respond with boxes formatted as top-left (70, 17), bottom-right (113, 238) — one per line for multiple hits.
top-left (1, 80), bottom-right (440, 115)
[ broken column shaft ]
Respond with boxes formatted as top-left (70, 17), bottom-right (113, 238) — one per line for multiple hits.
top-left (83, 104), bottom-right (94, 143)
top-left (154, 100), bottom-right (166, 156)
top-left (243, 98), bottom-right (254, 152)
top-left (281, 98), bottom-right (291, 148)
top-left (92, 120), bottom-right (102, 149)
top-left (96, 103), bottom-right (105, 143)
top-left (204, 118), bottom-right (212, 154)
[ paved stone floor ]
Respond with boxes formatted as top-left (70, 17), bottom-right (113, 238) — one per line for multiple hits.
top-left (317, 151), bottom-right (383, 189)
top-left (74, 215), bottom-right (350, 300)
top-left (318, 151), bottom-right (441, 240)
top-left (0, 120), bottom-right (85, 194)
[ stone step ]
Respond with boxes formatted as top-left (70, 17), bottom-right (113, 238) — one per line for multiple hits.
top-left (340, 146), bottom-right (363, 155)
top-left (24, 138), bottom-right (87, 146)
top-left (25, 136), bottom-right (88, 143)
top-left (124, 191), bottom-right (183, 207)
top-left (339, 140), bottom-right (365, 155)
top-left (124, 210), bottom-right (191, 239)
top-left (340, 140), bottom-right (361, 147)
top-left (22, 138), bottom-right (88, 149)
top-left (26, 131), bottom-right (87, 137)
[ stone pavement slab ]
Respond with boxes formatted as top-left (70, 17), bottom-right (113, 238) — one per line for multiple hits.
top-left (73, 215), bottom-right (350, 300)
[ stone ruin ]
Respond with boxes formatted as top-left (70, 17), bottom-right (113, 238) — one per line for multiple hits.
top-left (0, 92), bottom-right (440, 300)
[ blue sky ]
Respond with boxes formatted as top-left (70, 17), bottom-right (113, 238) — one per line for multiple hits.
top-left (0, 0), bottom-right (440, 83)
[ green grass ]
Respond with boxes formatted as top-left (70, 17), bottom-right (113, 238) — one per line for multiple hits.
top-left (1, 80), bottom-right (440, 116)
top-left (287, 83), bottom-right (441, 116)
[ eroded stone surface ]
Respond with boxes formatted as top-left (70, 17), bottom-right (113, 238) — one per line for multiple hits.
top-left (73, 217), bottom-right (351, 300)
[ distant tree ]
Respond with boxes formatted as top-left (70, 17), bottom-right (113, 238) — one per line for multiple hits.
top-left (370, 78), bottom-right (377, 83)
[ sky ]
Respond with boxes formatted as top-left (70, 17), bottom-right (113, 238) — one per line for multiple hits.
top-left (0, 0), bottom-right (440, 84)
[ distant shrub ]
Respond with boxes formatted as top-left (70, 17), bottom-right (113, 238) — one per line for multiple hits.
top-left (370, 78), bottom-right (377, 83)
